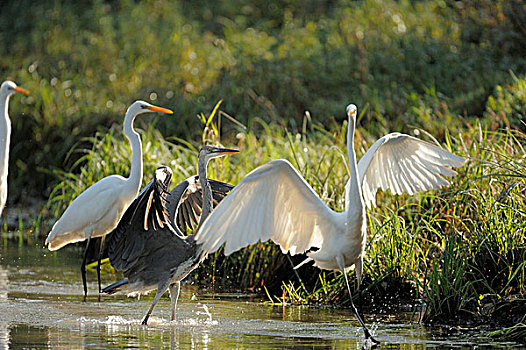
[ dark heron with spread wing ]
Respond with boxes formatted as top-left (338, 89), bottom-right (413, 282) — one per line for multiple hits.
top-left (102, 145), bottom-right (237, 324)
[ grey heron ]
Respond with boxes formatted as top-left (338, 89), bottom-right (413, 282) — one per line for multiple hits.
top-left (103, 145), bottom-right (239, 325)
top-left (45, 100), bottom-right (174, 300)
top-left (194, 103), bottom-right (465, 344)
top-left (0, 81), bottom-right (29, 216)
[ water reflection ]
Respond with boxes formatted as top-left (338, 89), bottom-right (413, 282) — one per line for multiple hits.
top-left (0, 265), bottom-right (9, 350)
top-left (0, 265), bottom-right (7, 301)
top-left (0, 239), bottom-right (522, 349)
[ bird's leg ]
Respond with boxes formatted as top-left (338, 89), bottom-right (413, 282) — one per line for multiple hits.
top-left (169, 281), bottom-right (181, 322)
top-left (81, 235), bottom-right (92, 302)
top-left (97, 235), bottom-right (106, 300)
top-left (142, 280), bottom-right (170, 325)
top-left (336, 256), bottom-right (379, 345)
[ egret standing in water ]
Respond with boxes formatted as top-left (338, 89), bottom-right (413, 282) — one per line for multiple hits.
top-left (103, 146), bottom-right (239, 325)
top-left (194, 104), bottom-right (465, 344)
top-left (45, 100), bottom-right (173, 300)
top-left (0, 81), bottom-right (29, 216)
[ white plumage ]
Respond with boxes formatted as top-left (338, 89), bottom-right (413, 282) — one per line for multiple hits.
top-left (356, 132), bottom-right (464, 209)
top-left (46, 175), bottom-right (137, 250)
top-left (197, 159), bottom-right (337, 257)
top-left (195, 103), bottom-right (465, 342)
top-left (45, 100), bottom-right (173, 298)
top-left (0, 81), bottom-right (29, 216)
top-left (45, 101), bottom-right (173, 250)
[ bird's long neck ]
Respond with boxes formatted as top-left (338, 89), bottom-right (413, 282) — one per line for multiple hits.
top-left (346, 116), bottom-right (364, 216)
top-left (0, 93), bottom-right (12, 184)
top-left (123, 111), bottom-right (142, 196)
top-left (197, 157), bottom-right (213, 231)
top-left (0, 93), bottom-right (11, 143)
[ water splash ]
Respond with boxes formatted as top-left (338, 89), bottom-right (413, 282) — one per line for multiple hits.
top-left (178, 303), bottom-right (218, 327)
top-left (197, 304), bottom-right (213, 323)
top-left (77, 316), bottom-right (137, 325)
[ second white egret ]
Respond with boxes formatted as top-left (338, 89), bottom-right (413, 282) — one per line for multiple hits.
top-left (45, 100), bottom-right (173, 300)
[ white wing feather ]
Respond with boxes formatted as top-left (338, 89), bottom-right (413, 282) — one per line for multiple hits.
top-left (354, 133), bottom-right (465, 209)
top-left (194, 159), bottom-right (339, 256)
top-left (45, 175), bottom-right (131, 250)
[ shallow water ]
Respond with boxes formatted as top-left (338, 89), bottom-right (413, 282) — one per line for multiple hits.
top-left (0, 238), bottom-right (522, 349)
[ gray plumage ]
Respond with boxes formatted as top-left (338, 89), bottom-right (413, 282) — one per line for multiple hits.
top-left (103, 146), bottom-right (237, 325)
top-left (167, 176), bottom-right (233, 234)
top-left (105, 166), bottom-right (199, 293)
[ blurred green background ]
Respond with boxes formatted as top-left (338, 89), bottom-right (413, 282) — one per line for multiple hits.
top-left (1, 0), bottom-right (525, 204)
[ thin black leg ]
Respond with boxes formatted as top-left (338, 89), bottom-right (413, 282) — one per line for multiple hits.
top-left (336, 255), bottom-right (379, 345)
top-left (97, 235), bottom-right (106, 301)
top-left (81, 235), bottom-right (92, 302)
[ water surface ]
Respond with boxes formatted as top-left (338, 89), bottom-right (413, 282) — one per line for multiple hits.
top-left (0, 238), bottom-right (521, 349)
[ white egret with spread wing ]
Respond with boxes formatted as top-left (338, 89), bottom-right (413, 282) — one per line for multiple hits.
top-left (45, 100), bottom-right (173, 300)
top-left (0, 81), bottom-right (29, 216)
top-left (194, 104), bottom-right (465, 343)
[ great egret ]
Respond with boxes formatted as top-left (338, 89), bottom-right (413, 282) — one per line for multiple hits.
top-left (0, 81), bottom-right (29, 215)
top-left (103, 145), bottom-right (238, 325)
top-left (45, 100), bottom-right (173, 300)
top-left (194, 104), bottom-right (465, 343)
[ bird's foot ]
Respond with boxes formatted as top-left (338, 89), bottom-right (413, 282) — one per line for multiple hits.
top-left (363, 329), bottom-right (380, 347)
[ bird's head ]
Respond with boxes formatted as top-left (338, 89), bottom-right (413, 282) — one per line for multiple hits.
top-left (346, 104), bottom-right (357, 122)
top-left (126, 100), bottom-right (173, 117)
top-left (1, 80), bottom-right (30, 97)
top-left (199, 145), bottom-right (239, 164)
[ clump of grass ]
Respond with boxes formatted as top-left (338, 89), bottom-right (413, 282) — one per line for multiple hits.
top-left (491, 321), bottom-right (526, 342)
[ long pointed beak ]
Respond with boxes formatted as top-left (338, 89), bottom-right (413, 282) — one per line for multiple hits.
top-left (14, 87), bottom-right (30, 95)
top-left (147, 105), bottom-right (173, 114)
top-left (215, 147), bottom-right (240, 155)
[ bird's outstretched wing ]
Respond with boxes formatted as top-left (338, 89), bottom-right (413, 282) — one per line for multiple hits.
top-left (355, 133), bottom-right (465, 209)
top-left (166, 177), bottom-right (234, 234)
top-left (194, 159), bottom-right (339, 256)
top-left (107, 166), bottom-right (205, 290)
top-left (108, 166), bottom-right (178, 274)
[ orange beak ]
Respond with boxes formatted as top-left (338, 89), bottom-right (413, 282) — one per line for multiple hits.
top-left (14, 86), bottom-right (30, 95)
top-left (147, 105), bottom-right (173, 114)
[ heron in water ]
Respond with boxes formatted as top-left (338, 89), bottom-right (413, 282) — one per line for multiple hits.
top-left (103, 145), bottom-right (239, 325)
top-left (45, 100), bottom-right (174, 300)
top-left (0, 81), bottom-right (29, 216)
top-left (194, 104), bottom-right (465, 344)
